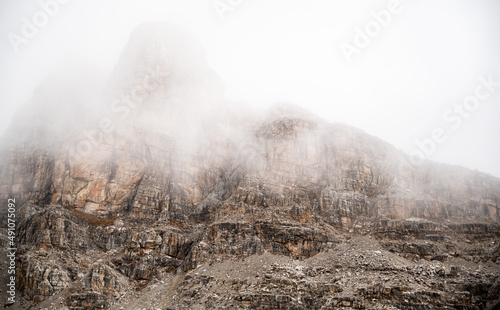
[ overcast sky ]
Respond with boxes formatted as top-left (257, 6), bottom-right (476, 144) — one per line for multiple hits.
top-left (1, 0), bottom-right (499, 177)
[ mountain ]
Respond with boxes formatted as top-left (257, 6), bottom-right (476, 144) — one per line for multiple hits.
top-left (1, 22), bottom-right (499, 310)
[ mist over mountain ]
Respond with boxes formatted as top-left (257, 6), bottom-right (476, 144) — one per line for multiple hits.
top-left (0, 22), bottom-right (499, 310)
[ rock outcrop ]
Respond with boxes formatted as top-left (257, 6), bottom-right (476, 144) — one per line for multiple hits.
top-left (0, 22), bottom-right (499, 310)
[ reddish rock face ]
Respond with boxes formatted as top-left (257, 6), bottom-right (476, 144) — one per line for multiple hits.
top-left (0, 22), bottom-right (499, 309)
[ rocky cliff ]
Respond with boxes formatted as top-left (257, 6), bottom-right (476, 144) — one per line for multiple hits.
top-left (1, 22), bottom-right (499, 310)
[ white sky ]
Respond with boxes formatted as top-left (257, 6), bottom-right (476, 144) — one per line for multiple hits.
top-left (1, 0), bottom-right (499, 177)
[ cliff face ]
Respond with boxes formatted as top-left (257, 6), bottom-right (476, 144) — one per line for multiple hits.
top-left (1, 22), bottom-right (499, 310)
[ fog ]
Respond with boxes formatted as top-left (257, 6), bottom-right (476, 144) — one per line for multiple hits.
top-left (0, 0), bottom-right (499, 177)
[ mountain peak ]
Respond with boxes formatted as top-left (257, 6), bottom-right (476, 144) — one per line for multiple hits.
top-left (1, 22), bottom-right (499, 310)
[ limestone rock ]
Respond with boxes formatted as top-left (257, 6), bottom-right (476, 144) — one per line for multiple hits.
top-left (0, 22), bottom-right (499, 310)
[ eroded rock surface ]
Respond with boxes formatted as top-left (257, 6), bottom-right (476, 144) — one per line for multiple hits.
top-left (0, 22), bottom-right (499, 310)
